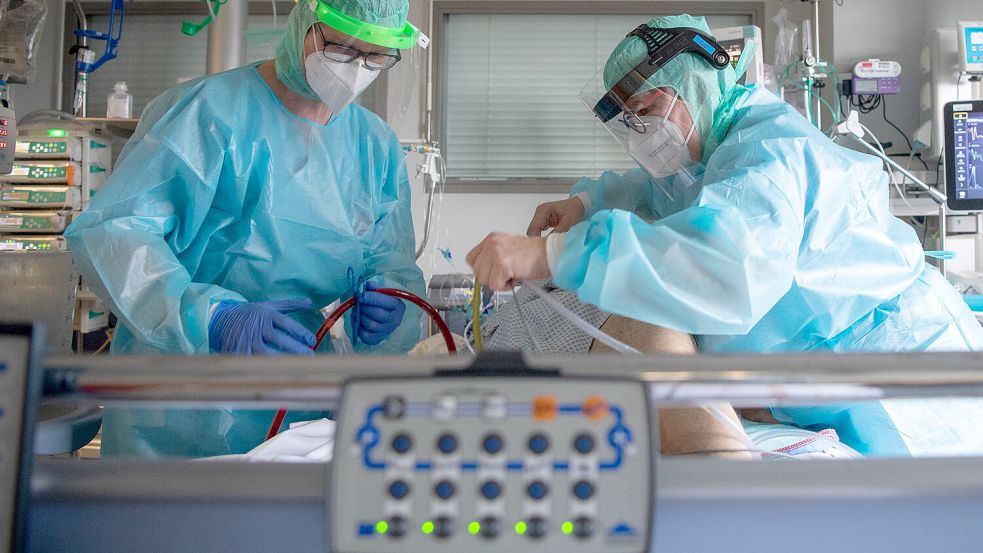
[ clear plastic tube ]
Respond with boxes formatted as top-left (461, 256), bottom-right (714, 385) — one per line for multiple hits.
top-left (521, 280), bottom-right (641, 355)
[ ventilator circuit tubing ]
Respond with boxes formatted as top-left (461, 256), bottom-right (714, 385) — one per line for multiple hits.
top-left (266, 288), bottom-right (457, 440)
top-left (521, 280), bottom-right (642, 355)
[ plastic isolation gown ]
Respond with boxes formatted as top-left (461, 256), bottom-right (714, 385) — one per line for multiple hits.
top-left (556, 85), bottom-right (983, 455)
top-left (65, 64), bottom-right (425, 457)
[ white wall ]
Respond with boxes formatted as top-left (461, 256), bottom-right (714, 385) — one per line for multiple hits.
top-left (831, 0), bottom-right (925, 154)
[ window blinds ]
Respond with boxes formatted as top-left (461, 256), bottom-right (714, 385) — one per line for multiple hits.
top-left (443, 13), bottom-right (750, 181)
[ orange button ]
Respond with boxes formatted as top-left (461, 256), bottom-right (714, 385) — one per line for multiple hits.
top-left (582, 396), bottom-right (608, 421)
top-left (532, 395), bottom-right (558, 421)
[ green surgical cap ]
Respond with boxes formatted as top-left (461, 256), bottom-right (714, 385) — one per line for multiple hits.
top-left (275, 0), bottom-right (410, 98)
top-left (602, 14), bottom-right (738, 158)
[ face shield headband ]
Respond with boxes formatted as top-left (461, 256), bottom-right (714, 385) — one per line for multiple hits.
top-left (592, 26), bottom-right (730, 126)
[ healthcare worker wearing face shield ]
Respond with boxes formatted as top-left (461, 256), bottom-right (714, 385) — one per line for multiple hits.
top-left (64, 0), bottom-right (429, 457)
top-left (467, 15), bottom-right (983, 456)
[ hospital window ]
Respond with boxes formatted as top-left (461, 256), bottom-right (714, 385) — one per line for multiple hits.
top-left (432, 2), bottom-right (763, 192)
top-left (61, 2), bottom-right (383, 119)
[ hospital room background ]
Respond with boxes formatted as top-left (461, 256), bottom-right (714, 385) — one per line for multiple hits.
top-left (9, 0), bottom-right (979, 282)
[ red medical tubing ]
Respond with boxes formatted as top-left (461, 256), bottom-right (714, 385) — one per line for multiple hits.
top-left (265, 288), bottom-right (456, 440)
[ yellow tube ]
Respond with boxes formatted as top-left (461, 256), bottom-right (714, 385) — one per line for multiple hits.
top-left (472, 279), bottom-right (483, 351)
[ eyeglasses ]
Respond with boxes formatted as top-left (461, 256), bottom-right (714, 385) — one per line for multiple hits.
top-left (618, 112), bottom-right (647, 134)
top-left (316, 26), bottom-right (401, 70)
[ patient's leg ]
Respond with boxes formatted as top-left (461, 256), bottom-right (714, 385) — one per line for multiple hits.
top-left (590, 315), bottom-right (751, 459)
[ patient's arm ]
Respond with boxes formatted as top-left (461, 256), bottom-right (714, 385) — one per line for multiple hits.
top-left (590, 315), bottom-right (753, 460)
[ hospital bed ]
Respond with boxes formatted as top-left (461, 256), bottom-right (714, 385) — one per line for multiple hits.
top-left (26, 352), bottom-right (983, 552)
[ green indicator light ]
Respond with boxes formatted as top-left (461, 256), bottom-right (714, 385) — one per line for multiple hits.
top-left (562, 521), bottom-right (574, 535)
top-left (515, 521), bottom-right (527, 536)
top-left (375, 521), bottom-right (388, 534)
top-left (422, 521), bottom-right (435, 535)
top-left (47, 128), bottom-right (67, 138)
top-left (468, 521), bottom-right (481, 535)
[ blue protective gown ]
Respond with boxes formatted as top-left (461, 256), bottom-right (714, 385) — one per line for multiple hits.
top-left (65, 64), bottom-right (425, 457)
top-left (556, 86), bottom-right (983, 455)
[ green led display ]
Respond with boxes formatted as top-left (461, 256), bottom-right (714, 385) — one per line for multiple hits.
top-left (468, 521), bottom-right (480, 535)
top-left (515, 521), bottom-right (527, 536)
top-left (421, 521), bottom-right (435, 535)
top-left (562, 521), bottom-right (574, 535)
top-left (47, 128), bottom-right (67, 137)
top-left (375, 521), bottom-right (388, 535)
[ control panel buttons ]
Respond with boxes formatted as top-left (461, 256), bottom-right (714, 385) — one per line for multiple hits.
top-left (479, 480), bottom-right (502, 500)
top-left (388, 480), bottom-right (410, 500)
top-left (382, 396), bottom-right (405, 419)
top-left (532, 395), bottom-right (558, 421)
top-left (434, 479), bottom-right (456, 500)
top-left (482, 433), bottom-right (505, 455)
top-left (572, 480), bottom-right (594, 500)
top-left (573, 516), bottom-right (594, 540)
top-left (573, 433), bottom-right (595, 455)
top-left (526, 480), bottom-right (549, 501)
top-left (526, 516), bottom-right (547, 539)
top-left (387, 516), bottom-right (407, 539)
top-left (483, 393), bottom-right (508, 419)
top-left (436, 433), bottom-right (458, 455)
top-left (432, 394), bottom-right (458, 421)
top-left (479, 516), bottom-right (501, 539)
top-left (433, 516), bottom-right (453, 539)
top-left (391, 433), bottom-right (413, 454)
top-left (527, 433), bottom-right (550, 454)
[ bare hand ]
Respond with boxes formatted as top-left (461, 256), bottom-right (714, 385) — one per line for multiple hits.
top-left (466, 233), bottom-right (551, 291)
top-left (526, 197), bottom-right (586, 236)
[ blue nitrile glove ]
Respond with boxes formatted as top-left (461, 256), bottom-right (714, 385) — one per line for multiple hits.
top-left (207, 298), bottom-right (316, 355)
top-left (356, 281), bottom-right (406, 346)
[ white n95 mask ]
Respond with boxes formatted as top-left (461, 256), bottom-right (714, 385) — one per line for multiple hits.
top-left (627, 116), bottom-right (693, 179)
top-left (304, 53), bottom-right (379, 114)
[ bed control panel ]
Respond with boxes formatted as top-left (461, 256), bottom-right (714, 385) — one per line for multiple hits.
top-left (331, 375), bottom-right (653, 553)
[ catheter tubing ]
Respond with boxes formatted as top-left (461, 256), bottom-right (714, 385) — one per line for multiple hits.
top-left (267, 288), bottom-right (457, 440)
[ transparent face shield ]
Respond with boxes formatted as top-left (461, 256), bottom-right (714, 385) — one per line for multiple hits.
top-left (578, 25), bottom-right (730, 180)
top-left (580, 75), bottom-right (707, 180)
top-left (307, 0), bottom-right (430, 125)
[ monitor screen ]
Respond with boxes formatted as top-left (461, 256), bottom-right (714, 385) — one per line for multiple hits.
top-left (945, 100), bottom-right (983, 211)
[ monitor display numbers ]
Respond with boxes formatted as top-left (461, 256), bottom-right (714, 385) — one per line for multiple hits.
top-left (0, 129), bottom-right (7, 137)
top-left (0, 142), bottom-right (7, 150)
top-left (0, 119), bottom-right (8, 126)
top-left (952, 110), bottom-right (983, 201)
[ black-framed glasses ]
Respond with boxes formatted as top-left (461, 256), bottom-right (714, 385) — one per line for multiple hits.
top-left (316, 26), bottom-right (401, 70)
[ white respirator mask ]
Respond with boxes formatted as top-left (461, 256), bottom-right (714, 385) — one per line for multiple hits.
top-left (626, 116), bottom-right (693, 179)
top-left (304, 53), bottom-right (379, 114)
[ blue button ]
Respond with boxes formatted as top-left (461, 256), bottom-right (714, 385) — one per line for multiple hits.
top-left (573, 480), bottom-right (594, 500)
top-left (528, 433), bottom-right (550, 454)
top-left (389, 480), bottom-right (410, 500)
top-left (526, 480), bottom-right (548, 500)
top-left (391, 433), bottom-right (413, 454)
top-left (573, 433), bottom-right (595, 454)
top-left (358, 523), bottom-right (375, 536)
top-left (480, 480), bottom-right (502, 500)
top-left (482, 433), bottom-right (505, 455)
top-left (434, 480), bottom-right (456, 500)
top-left (436, 433), bottom-right (458, 455)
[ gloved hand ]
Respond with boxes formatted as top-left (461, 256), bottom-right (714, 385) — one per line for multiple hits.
top-left (208, 298), bottom-right (316, 355)
top-left (526, 197), bottom-right (586, 236)
top-left (355, 281), bottom-right (406, 346)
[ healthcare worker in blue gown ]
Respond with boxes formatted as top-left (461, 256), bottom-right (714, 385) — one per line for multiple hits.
top-left (467, 15), bottom-right (983, 456)
top-left (64, 0), bottom-right (429, 457)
